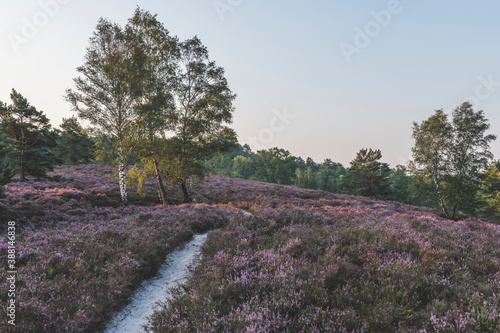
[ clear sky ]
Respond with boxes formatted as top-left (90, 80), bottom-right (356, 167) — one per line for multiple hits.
top-left (1, 0), bottom-right (499, 166)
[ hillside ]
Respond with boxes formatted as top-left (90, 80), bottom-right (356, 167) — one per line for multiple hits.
top-left (1, 164), bottom-right (499, 332)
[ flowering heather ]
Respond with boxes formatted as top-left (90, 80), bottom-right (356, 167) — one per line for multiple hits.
top-left (147, 177), bottom-right (500, 332)
top-left (1, 164), bottom-right (499, 332)
top-left (0, 164), bottom-right (237, 332)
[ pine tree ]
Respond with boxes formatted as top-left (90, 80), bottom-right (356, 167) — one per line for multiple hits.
top-left (55, 116), bottom-right (95, 164)
top-left (0, 133), bottom-right (16, 195)
top-left (341, 148), bottom-right (390, 199)
top-left (0, 89), bottom-right (58, 181)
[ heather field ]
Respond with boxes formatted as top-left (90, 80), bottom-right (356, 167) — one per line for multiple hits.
top-left (0, 164), bottom-right (236, 332)
top-left (1, 164), bottom-right (500, 332)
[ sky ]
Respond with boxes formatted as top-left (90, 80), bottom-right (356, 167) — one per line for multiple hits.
top-left (1, 0), bottom-right (499, 167)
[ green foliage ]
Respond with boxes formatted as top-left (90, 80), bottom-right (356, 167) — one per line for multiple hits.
top-left (388, 165), bottom-right (410, 203)
top-left (315, 159), bottom-right (346, 193)
top-left (341, 148), bottom-right (391, 199)
top-left (163, 35), bottom-right (237, 202)
top-left (478, 160), bottom-right (500, 222)
top-left (254, 147), bottom-right (297, 185)
top-left (0, 132), bottom-right (16, 186)
top-left (66, 9), bottom-right (237, 205)
top-left (410, 102), bottom-right (496, 219)
top-left (0, 89), bottom-right (58, 181)
top-left (205, 153), bottom-right (235, 177)
top-left (126, 8), bottom-right (179, 205)
top-left (162, 128), bottom-right (237, 203)
top-left (204, 145), bottom-right (257, 179)
top-left (305, 167), bottom-right (318, 189)
top-left (66, 17), bottom-right (149, 204)
top-left (126, 161), bottom-right (154, 198)
top-left (55, 116), bottom-right (95, 164)
top-left (0, 133), bottom-right (15, 202)
top-left (232, 155), bottom-right (256, 179)
top-left (66, 19), bottom-right (146, 142)
top-left (92, 136), bottom-right (118, 164)
top-left (407, 174), bottom-right (439, 208)
top-left (294, 168), bottom-right (305, 187)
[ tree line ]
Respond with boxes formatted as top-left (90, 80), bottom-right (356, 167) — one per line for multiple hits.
top-left (0, 9), bottom-right (498, 222)
top-left (206, 102), bottom-right (499, 222)
top-left (1, 94), bottom-right (498, 222)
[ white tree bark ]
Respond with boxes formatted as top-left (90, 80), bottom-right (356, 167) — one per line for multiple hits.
top-left (118, 158), bottom-right (128, 205)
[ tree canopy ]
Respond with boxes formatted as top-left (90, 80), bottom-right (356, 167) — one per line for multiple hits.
top-left (341, 148), bottom-right (391, 199)
top-left (55, 116), bottom-right (95, 164)
top-left (67, 9), bottom-right (236, 205)
top-left (254, 147), bottom-right (296, 185)
top-left (410, 102), bottom-right (496, 219)
top-left (66, 17), bottom-right (149, 205)
top-left (0, 89), bottom-right (58, 181)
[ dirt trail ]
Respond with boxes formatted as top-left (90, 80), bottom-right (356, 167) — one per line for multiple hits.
top-left (103, 232), bottom-right (210, 333)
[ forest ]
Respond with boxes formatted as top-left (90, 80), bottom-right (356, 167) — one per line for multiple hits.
top-left (1, 7), bottom-right (500, 333)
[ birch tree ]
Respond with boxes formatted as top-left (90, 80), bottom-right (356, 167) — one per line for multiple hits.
top-left (410, 109), bottom-right (452, 216)
top-left (168, 36), bottom-right (237, 202)
top-left (410, 102), bottom-right (496, 219)
top-left (65, 19), bottom-right (146, 205)
top-left (126, 8), bottom-right (178, 205)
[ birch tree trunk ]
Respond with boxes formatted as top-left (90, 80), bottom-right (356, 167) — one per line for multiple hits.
top-left (118, 159), bottom-right (128, 205)
top-left (433, 176), bottom-right (449, 218)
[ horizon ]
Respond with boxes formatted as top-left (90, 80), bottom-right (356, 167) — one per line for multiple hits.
top-left (1, 0), bottom-right (499, 167)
